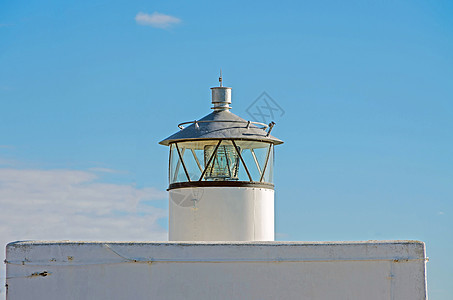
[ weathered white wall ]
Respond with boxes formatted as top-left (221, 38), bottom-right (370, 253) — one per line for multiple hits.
top-left (6, 241), bottom-right (427, 300)
top-left (169, 187), bottom-right (274, 241)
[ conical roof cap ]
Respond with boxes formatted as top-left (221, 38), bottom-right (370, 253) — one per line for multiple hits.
top-left (159, 110), bottom-right (283, 146)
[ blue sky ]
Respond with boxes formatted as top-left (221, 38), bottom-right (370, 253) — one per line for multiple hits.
top-left (1, 0), bottom-right (452, 298)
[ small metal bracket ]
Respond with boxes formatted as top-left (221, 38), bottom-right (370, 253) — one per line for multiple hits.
top-left (266, 121), bottom-right (276, 137)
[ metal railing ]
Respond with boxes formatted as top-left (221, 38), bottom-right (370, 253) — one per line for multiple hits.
top-left (177, 120), bottom-right (269, 130)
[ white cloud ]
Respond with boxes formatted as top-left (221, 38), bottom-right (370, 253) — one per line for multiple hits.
top-left (0, 168), bottom-right (168, 296)
top-left (88, 167), bottom-right (123, 173)
top-left (135, 12), bottom-right (181, 29)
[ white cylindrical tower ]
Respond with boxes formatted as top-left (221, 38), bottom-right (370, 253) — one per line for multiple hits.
top-left (159, 79), bottom-right (283, 241)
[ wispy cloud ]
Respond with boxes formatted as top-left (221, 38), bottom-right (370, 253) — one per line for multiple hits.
top-left (0, 167), bottom-right (167, 295)
top-left (88, 167), bottom-right (123, 173)
top-left (135, 12), bottom-right (181, 29)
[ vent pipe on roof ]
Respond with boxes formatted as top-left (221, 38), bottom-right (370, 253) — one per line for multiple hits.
top-left (211, 87), bottom-right (232, 111)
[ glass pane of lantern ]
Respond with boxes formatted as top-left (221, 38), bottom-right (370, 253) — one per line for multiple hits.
top-left (169, 144), bottom-right (176, 183)
top-left (181, 146), bottom-right (203, 181)
top-left (234, 141), bottom-right (273, 183)
top-left (203, 141), bottom-right (239, 181)
top-left (260, 144), bottom-right (274, 183)
top-left (239, 149), bottom-right (260, 181)
top-left (169, 143), bottom-right (190, 183)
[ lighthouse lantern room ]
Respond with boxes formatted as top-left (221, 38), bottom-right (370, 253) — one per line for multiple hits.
top-left (160, 77), bottom-right (283, 241)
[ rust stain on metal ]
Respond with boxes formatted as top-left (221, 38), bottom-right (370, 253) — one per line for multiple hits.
top-left (393, 259), bottom-right (409, 263)
top-left (29, 271), bottom-right (50, 278)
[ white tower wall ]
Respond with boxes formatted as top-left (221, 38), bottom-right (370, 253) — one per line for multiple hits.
top-left (169, 187), bottom-right (274, 241)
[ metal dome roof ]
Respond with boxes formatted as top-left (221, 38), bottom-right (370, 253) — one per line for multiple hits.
top-left (159, 110), bottom-right (283, 146)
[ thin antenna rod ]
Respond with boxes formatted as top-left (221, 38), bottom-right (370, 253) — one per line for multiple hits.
top-left (219, 69), bottom-right (223, 87)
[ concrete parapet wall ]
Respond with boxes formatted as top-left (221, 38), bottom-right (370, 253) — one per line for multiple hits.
top-left (6, 241), bottom-right (427, 299)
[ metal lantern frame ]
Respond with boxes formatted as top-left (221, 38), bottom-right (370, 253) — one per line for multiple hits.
top-left (168, 138), bottom-right (274, 189)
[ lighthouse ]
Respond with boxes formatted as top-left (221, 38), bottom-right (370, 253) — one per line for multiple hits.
top-left (159, 77), bottom-right (283, 241)
top-left (5, 76), bottom-right (428, 300)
